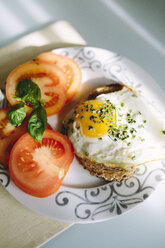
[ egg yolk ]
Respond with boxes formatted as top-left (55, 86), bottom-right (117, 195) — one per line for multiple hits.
top-left (74, 100), bottom-right (116, 138)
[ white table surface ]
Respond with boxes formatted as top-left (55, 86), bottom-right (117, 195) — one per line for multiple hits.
top-left (0, 0), bottom-right (165, 248)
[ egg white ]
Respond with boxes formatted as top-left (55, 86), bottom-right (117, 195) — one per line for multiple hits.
top-left (64, 86), bottom-right (165, 170)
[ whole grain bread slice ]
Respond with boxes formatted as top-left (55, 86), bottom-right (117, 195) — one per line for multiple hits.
top-left (76, 155), bottom-right (136, 181)
top-left (75, 83), bottom-right (135, 181)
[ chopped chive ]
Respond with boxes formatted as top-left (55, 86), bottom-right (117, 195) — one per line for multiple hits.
top-left (138, 124), bottom-right (144, 128)
top-left (124, 125), bottom-right (128, 130)
top-left (130, 128), bottom-right (137, 133)
top-left (90, 115), bottom-right (96, 120)
top-left (88, 125), bottom-right (94, 130)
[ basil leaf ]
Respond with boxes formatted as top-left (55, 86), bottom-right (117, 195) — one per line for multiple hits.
top-left (16, 79), bottom-right (41, 106)
top-left (13, 96), bottom-right (23, 102)
top-left (7, 103), bottom-right (26, 127)
top-left (27, 105), bottom-right (47, 142)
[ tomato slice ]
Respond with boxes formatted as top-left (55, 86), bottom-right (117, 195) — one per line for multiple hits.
top-left (9, 129), bottom-right (74, 198)
top-left (0, 108), bottom-right (27, 167)
top-left (6, 60), bottom-right (67, 116)
top-left (0, 108), bottom-right (52, 167)
top-left (37, 52), bottom-right (82, 102)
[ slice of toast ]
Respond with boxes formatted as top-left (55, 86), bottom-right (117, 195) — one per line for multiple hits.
top-left (63, 83), bottom-right (136, 181)
top-left (76, 83), bottom-right (135, 181)
top-left (76, 155), bottom-right (136, 181)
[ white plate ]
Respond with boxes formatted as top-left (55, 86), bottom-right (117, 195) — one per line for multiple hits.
top-left (0, 46), bottom-right (165, 223)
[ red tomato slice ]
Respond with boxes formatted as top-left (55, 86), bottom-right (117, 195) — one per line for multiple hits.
top-left (6, 60), bottom-right (67, 116)
top-left (0, 108), bottom-right (52, 167)
top-left (9, 129), bottom-right (74, 198)
top-left (37, 52), bottom-right (82, 102)
top-left (46, 123), bottom-right (52, 130)
top-left (0, 108), bottom-right (27, 167)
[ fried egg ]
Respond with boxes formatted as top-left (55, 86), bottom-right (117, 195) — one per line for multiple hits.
top-left (63, 85), bottom-right (165, 171)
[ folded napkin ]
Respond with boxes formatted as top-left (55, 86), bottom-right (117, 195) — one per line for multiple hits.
top-left (0, 20), bottom-right (86, 248)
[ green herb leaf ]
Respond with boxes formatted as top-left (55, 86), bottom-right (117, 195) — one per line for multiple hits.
top-left (16, 79), bottom-right (41, 106)
top-left (13, 96), bottom-right (23, 102)
top-left (85, 151), bottom-right (89, 156)
top-left (131, 155), bottom-right (136, 160)
top-left (27, 105), bottom-right (47, 142)
top-left (88, 125), bottom-right (94, 130)
top-left (7, 103), bottom-right (26, 127)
